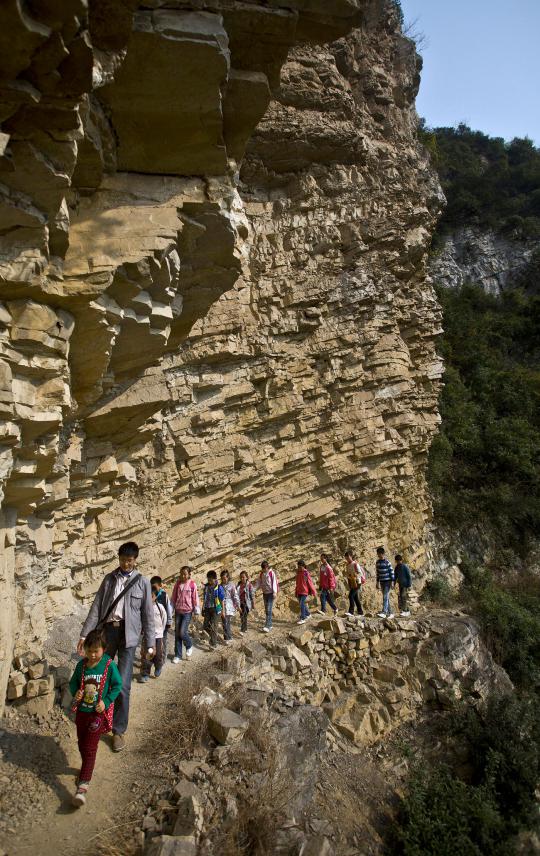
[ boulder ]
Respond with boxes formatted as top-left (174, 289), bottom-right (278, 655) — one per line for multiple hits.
top-left (192, 687), bottom-right (224, 709)
top-left (300, 837), bottom-right (335, 856)
top-left (207, 707), bottom-right (248, 745)
top-left (27, 661), bottom-right (48, 680)
top-left (173, 793), bottom-right (204, 837)
top-left (145, 836), bottom-right (197, 856)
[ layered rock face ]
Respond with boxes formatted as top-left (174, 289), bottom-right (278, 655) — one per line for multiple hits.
top-left (0, 0), bottom-right (443, 706)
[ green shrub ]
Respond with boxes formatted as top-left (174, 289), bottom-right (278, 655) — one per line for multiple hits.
top-left (421, 575), bottom-right (455, 606)
top-left (398, 764), bottom-right (505, 856)
top-left (472, 579), bottom-right (540, 688)
top-left (452, 694), bottom-right (540, 831)
top-left (397, 694), bottom-right (540, 855)
top-left (425, 125), bottom-right (540, 238)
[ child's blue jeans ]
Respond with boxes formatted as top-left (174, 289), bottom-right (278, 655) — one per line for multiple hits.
top-left (175, 612), bottom-right (192, 658)
top-left (381, 581), bottom-right (392, 615)
top-left (263, 594), bottom-right (274, 628)
top-left (320, 589), bottom-right (337, 613)
top-left (298, 595), bottom-right (310, 620)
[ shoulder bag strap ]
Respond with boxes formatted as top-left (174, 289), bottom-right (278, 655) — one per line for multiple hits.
top-left (98, 573), bottom-right (142, 627)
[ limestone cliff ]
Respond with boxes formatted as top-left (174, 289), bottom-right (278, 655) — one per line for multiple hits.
top-left (0, 0), bottom-right (443, 707)
top-left (429, 225), bottom-right (539, 294)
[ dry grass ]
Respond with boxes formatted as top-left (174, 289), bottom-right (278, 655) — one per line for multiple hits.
top-left (147, 668), bottom-right (213, 761)
top-left (216, 707), bottom-right (298, 856)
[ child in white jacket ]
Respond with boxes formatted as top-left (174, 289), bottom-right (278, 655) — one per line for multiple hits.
top-left (139, 590), bottom-right (167, 681)
top-left (220, 570), bottom-right (240, 644)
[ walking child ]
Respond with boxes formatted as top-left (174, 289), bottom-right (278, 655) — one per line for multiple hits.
top-left (171, 566), bottom-right (200, 662)
top-left (69, 628), bottom-right (122, 806)
top-left (139, 589), bottom-right (167, 682)
top-left (344, 550), bottom-right (365, 616)
top-left (255, 560), bottom-right (278, 632)
top-left (319, 553), bottom-right (338, 615)
top-left (375, 546), bottom-right (394, 618)
top-left (394, 554), bottom-right (412, 617)
top-left (237, 571), bottom-right (255, 635)
top-left (294, 559), bottom-right (317, 624)
top-left (295, 560), bottom-right (317, 624)
top-left (221, 570), bottom-right (240, 644)
top-left (202, 571), bottom-right (224, 650)
top-left (150, 576), bottom-right (173, 665)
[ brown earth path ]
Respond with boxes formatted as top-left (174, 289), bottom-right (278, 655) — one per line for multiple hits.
top-left (0, 613), bottom-right (297, 856)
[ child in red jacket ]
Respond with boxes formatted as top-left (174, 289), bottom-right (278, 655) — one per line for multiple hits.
top-left (319, 553), bottom-right (338, 615)
top-left (295, 560), bottom-right (317, 624)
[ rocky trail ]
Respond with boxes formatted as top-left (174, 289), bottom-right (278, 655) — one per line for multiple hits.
top-left (0, 626), bottom-right (227, 856)
top-left (0, 602), bottom-right (509, 856)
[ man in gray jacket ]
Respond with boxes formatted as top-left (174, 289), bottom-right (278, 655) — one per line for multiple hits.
top-left (77, 541), bottom-right (155, 752)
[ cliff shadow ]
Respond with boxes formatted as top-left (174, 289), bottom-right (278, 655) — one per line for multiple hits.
top-left (0, 725), bottom-right (79, 814)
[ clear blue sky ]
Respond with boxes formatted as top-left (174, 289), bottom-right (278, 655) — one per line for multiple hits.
top-left (400, 0), bottom-right (540, 144)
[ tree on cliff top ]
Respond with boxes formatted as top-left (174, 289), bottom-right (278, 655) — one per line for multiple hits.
top-left (421, 123), bottom-right (540, 240)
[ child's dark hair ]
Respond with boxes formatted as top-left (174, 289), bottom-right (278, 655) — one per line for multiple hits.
top-left (150, 575), bottom-right (162, 586)
top-left (84, 628), bottom-right (106, 650)
top-left (395, 554), bottom-right (403, 562)
top-left (320, 553), bottom-right (329, 562)
top-left (261, 560), bottom-right (269, 570)
top-left (377, 546), bottom-right (385, 555)
top-left (221, 569), bottom-right (229, 578)
top-left (297, 559), bottom-right (307, 568)
top-left (207, 570), bottom-right (218, 581)
top-left (180, 565), bottom-right (191, 574)
top-left (119, 541), bottom-right (139, 558)
top-left (345, 548), bottom-right (355, 559)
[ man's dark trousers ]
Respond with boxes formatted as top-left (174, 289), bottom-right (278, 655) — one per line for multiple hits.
top-left (105, 623), bottom-right (136, 735)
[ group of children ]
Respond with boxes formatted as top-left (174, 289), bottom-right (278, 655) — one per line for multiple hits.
top-left (69, 545), bottom-right (411, 807)
top-left (145, 547), bottom-right (412, 669)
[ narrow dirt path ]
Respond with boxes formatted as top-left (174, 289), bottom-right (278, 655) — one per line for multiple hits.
top-left (1, 615), bottom-right (295, 856)
top-left (1, 633), bottom-right (227, 856)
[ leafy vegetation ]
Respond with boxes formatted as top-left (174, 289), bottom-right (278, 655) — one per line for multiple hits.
top-left (427, 283), bottom-right (540, 553)
top-left (398, 692), bottom-right (540, 855)
top-left (460, 562), bottom-right (540, 689)
top-left (398, 122), bottom-right (540, 856)
top-left (420, 124), bottom-right (540, 240)
top-left (420, 574), bottom-right (455, 607)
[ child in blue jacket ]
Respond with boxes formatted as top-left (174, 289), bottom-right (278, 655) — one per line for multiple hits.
top-left (394, 554), bottom-right (412, 616)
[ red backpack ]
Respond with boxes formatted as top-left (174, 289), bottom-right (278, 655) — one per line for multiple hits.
top-left (71, 657), bottom-right (115, 733)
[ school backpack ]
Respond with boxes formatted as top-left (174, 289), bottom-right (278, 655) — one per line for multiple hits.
top-left (71, 657), bottom-right (115, 733)
top-left (354, 562), bottom-right (367, 585)
top-left (204, 584), bottom-right (222, 614)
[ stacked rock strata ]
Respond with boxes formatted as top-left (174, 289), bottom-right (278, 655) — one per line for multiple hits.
top-left (0, 0), bottom-right (443, 708)
top-left (214, 611), bottom-right (509, 743)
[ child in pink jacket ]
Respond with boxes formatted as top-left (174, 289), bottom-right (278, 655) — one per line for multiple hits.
top-left (255, 560), bottom-right (278, 633)
top-left (319, 553), bottom-right (338, 615)
top-left (295, 560), bottom-right (317, 625)
top-left (171, 566), bottom-right (200, 662)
